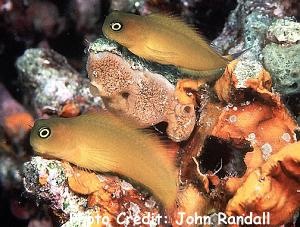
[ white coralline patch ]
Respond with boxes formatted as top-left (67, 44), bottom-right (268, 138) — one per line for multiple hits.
top-left (261, 143), bottom-right (272, 160)
top-left (246, 133), bottom-right (256, 142)
top-left (292, 131), bottom-right (299, 142)
top-left (281, 133), bottom-right (291, 143)
top-left (145, 197), bottom-right (156, 209)
top-left (229, 115), bottom-right (237, 123)
top-left (121, 180), bottom-right (134, 191)
top-left (134, 1), bottom-right (141, 7)
top-left (225, 103), bottom-right (236, 111)
top-left (23, 157), bottom-right (89, 221)
top-left (241, 101), bottom-right (251, 106)
top-left (88, 38), bottom-right (119, 53)
top-left (120, 202), bottom-right (142, 226)
top-left (267, 19), bottom-right (300, 44)
top-left (234, 52), bottom-right (263, 88)
top-left (43, 79), bottom-right (75, 102)
top-left (129, 202), bottom-right (141, 216)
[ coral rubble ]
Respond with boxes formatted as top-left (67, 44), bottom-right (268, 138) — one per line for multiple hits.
top-left (213, 0), bottom-right (300, 98)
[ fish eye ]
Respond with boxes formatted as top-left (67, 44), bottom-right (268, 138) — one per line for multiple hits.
top-left (38, 127), bottom-right (51, 139)
top-left (110, 22), bottom-right (123, 31)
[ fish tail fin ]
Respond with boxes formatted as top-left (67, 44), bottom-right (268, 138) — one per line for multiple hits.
top-left (223, 48), bottom-right (250, 61)
top-left (223, 54), bottom-right (234, 61)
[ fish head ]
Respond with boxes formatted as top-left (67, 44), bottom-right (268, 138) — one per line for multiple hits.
top-left (102, 11), bottom-right (145, 48)
top-left (30, 117), bottom-right (71, 159)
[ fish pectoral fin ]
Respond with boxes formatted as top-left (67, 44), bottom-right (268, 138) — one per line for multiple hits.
top-left (84, 149), bottom-right (119, 172)
top-left (144, 45), bottom-right (178, 65)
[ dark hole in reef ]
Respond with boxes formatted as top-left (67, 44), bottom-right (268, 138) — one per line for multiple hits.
top-left (290, 82), bottom-right (298, 89)
top-left (296, 211), bottom-right (300, 226)
top-left (121, 92), bottom-right (130, 99)
top-left (137, 122), bottom-right (169, 139)
top-left (0, 29), bottom-right (26, 100)
top-left (184, 105), bottom-right (192, 113)
top-left (197, 136), bottom-right (252, 178)
top-left (282, 93), bottom-right (300, 125)
top-left (184, 88), bottom-right (199, 101)
top-left (294, 129), bottom-right (300, 141)
top-left (150, 121), bottom-right (169, 137)
top-left (189, 0), bottom-right (238, 40)
top-left (291, 72), bottom-right (299, 78)
top-left (146, 0), bottom-right (237, 40)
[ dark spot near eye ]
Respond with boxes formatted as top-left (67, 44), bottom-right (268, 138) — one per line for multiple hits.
top-left (121, 92), bottom-right (129, 99)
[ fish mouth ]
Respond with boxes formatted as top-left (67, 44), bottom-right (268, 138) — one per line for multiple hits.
top-left (101, 29), bottom-right (128, 48)
top-left (31, 145), bottom-right (62, 161)
top-left (102, 29), bottom-right (108, 38)
top-left (32, 149), bottom-right (59, 160)
top-left (31, 146), bottom-right (47, 156)
top-left (31, 145), bottom-right (39, 153)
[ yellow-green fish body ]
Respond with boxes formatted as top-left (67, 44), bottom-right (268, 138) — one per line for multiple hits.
top-left (102, 11), bottom-right (229, 77)
top-left (30, 113), bottom-right (178, 210)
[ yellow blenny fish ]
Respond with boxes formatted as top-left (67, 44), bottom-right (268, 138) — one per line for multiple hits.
top-left (30, 113), bottom-right (178, 210)
top-left (102, 11), bottom-right (230, 77)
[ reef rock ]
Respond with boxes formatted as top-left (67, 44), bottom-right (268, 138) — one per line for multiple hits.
top-left (0, 83), bottom-right (34, 143)
top-left (263, 19), bottom-right (300, 95)
top-left (18, 0), bottom-right (300, 226)
top-left (16, 48), bottom-right (102, 117)
top-left (226, 141), bottom-right (300, 226)
top-left (23, 157), bottom-right (161, 227)
top-left (87, 38), bottom-right (196, 142)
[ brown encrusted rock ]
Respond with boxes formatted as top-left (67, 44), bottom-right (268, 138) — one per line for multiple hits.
top-left (214, 59), bottom-right (274, 103)
top-left (226, 141), bottom-right (300, 226)
top-left (87, 38), bottom-right (196, 142)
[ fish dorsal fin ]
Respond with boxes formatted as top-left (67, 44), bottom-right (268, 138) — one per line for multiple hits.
top-left (146, 13), bottom-right (213, 52)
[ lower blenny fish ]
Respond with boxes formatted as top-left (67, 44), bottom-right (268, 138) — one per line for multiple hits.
top-left (30, 113), bottom-right (178, 210)
top-left (102, 11), bottom-right (230, 78)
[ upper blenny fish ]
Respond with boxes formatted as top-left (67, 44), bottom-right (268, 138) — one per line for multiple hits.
top-left (30, 113), bottom-right (178, 210)
top-left (102, 11), bottom-right (230, 77)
